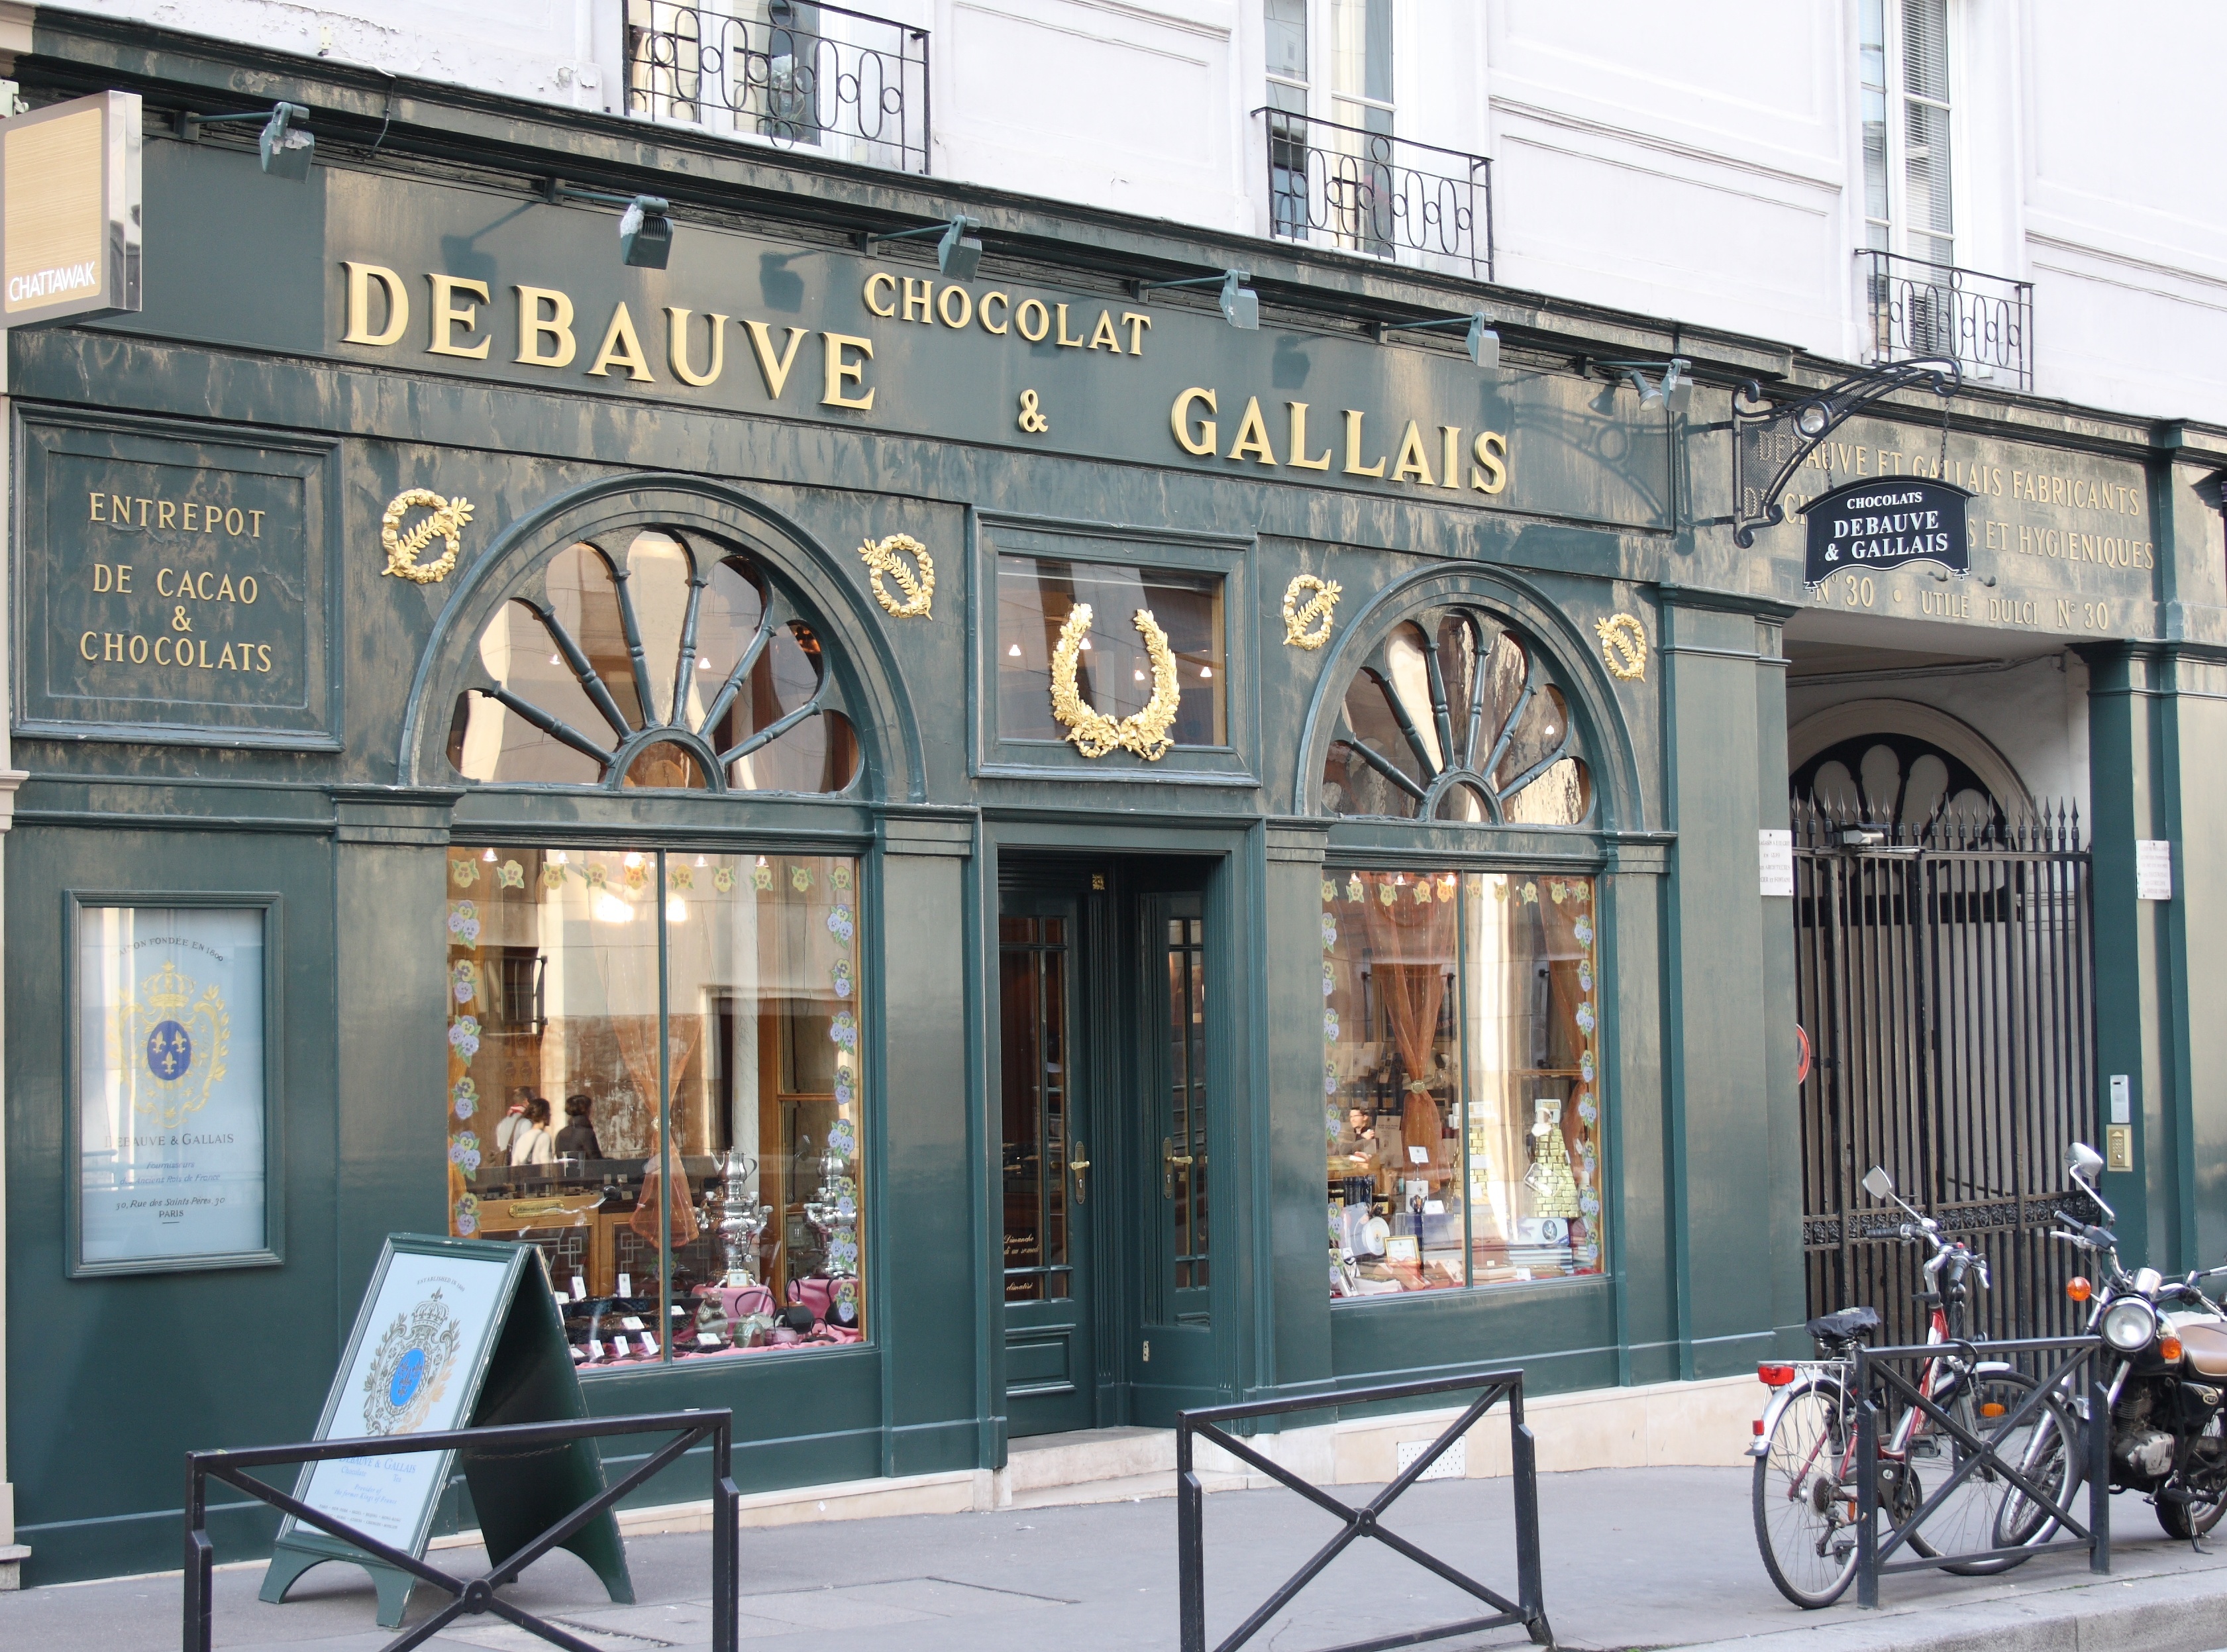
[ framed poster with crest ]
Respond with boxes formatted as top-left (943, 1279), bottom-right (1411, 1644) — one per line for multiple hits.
top-left (67, 894), bottom-right (282, 1275)
top-left (259, 1233), bottom-right (633, 1629)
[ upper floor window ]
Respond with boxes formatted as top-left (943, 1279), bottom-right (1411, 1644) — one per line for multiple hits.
top-left (1321, 605), bottom-right (1592, 828)
top-left (447, 527), bottom-right (860, 796)
top-left (1861, 0), bottom-right (1953, 268)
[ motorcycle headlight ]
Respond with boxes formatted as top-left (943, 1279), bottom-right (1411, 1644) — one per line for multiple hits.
top-left (2100, 1297), bottom-right (2158, 1353)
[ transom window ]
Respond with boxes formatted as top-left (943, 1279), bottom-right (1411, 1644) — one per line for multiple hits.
top-left (1321, 605), bottom-right (1592, 827)
top-left (447, 529), bottom-right (860, 795)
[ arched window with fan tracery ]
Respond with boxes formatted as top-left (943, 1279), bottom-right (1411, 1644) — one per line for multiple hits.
top-left (1320, 605), bottom-right (1592, 827)
top-left (446, 527), bottom-right (860, 795)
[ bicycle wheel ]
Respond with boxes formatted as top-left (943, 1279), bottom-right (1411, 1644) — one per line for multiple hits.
top-left (1754, 1379), bottom-right (1862, 1609)
top-left (1996, 1392), bottom-right (2083, 1549)
top-left (1902, 1370), bottom-right (2069, 1575)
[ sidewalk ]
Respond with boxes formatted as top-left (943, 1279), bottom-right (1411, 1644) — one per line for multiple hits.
top-left (7, 1465), bottom-right (2225, 1652)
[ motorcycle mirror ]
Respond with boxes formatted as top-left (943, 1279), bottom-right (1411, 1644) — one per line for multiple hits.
top-left (2065, 1141), bottom-right (2104, 1176)
top-left (1862, 1166), bottom-right (1894, 1200)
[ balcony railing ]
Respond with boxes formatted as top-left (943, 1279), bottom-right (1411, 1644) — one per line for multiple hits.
top-left (1860, 250), bottom-right (2032, 391)
top-left (626, 1), bottom-right (929, 175)
top-left (1259, 108), bottom-right (1493, 283)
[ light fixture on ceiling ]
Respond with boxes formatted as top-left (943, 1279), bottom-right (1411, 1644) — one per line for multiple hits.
top-left (860, 214), bottom-right (984, 280)
top-left (176, 101), bottom-right (315, 180)
top-left (544, 180), bottom-right (674, 268)
top-left (1131, 268), bottom-right (1260, 331)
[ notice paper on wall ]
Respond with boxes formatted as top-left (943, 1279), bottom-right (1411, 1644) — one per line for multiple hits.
top-left (2137, 840), bottom-right (2173, 901)
top-left (1759, 829), bottom-right (1795, 898)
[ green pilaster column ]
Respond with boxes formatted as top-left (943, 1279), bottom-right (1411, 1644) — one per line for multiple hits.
top-left (1656, 588), bottom-right (1802, 1378)
top-left (2083, 643), bottom-right (2227, 1272)
top-left (1262, 819), bottom-right (1332, 1406)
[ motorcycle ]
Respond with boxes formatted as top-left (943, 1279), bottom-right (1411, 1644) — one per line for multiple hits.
top-left (2013, 1140), bottom-right (2227, 1542)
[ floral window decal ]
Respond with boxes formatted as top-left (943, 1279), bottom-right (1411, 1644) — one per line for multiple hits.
top-left (447, 529), bottom-right (860, 794)
top-left (1321, 606), bottom-right (1592, 827)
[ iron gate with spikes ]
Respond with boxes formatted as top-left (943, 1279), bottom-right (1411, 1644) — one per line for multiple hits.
top-left (1792, 805), bottom-right (2097, 1347)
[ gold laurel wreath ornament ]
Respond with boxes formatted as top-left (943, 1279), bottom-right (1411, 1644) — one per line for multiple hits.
top-left (1282, 574), bottom-right (1342, 649)
top-left (856, 533), bottom-right (935, 618)
top-left (1596, 612), bottom-right (1648, 682)
top-left (1050, 603), bottom-right (1182, 761)
top-left (381, 488), bottom-right (476, 584)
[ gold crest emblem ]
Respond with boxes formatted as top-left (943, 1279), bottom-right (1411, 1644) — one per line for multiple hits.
top-left (1596, 613), bottom-right (1648, 682)
top-left (118, 958), bottom-right (231, 1128)
top-left (856, 533), bottom-right (935, 618)
top-left (382, 488), bottom-right (476, 585)
top-left (1049, 603), bottom-right (1181, 760)
top-left (1281, 574), bottom-right (1342, 650)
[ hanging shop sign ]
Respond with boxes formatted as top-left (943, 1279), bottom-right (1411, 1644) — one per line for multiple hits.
top-left (1801, 476), bottom-right (1971, 588)
top-left (261, 1233), bottom-right (633, 1630)
top-left (0, 90), bottom-right (142, 327)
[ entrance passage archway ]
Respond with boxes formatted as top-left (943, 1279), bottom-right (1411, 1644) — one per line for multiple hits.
top-left (1788, 801), bottom-right (2097, 1347)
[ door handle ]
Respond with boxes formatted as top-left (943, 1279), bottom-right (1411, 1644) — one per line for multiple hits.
top-left (1162, 1135), bottom-right (1194, 1199)
top-left (1070, 1143), bottom-right (1090, 1206)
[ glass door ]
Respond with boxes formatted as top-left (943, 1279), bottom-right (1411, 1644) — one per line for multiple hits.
top-left (998, 893), bottom-right (1095, 1435)
top-left (1135, 891), bottom-right (1214, 1418)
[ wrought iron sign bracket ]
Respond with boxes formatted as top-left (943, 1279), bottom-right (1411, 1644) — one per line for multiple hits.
top-left (1718, 357), bottom-right (1962, 547)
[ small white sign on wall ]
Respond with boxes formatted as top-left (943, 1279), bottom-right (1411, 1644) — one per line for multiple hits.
top-left (1759, 829), bottom-right (1795, 898)
top-left (2137, 841), bottom-right (2173, 902)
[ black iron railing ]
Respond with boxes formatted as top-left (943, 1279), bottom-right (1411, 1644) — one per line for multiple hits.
top-left (1852, 1335), bottom-right (2110, 1608)
top-left (185, 1410), bottom-right (739, 1652)
top-left (1860, 250), bottom-right (2032, 390)
top-left (626, 1), bottom-right (929, 175)
top-left (1176, 1370), bottom-right (1549, 1652)
top-left (1259, 109), bottom-right (1492, 282)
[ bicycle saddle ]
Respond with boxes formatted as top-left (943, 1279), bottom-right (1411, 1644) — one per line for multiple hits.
top-left (1805, 1306), bottom-right (1883, 1343)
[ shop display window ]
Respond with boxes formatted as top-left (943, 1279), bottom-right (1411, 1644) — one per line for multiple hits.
top-left (446, 530), bottom-right (859, 795)
top-left (444, 846), bottom-right (865, 1367)
top-left (995, 554), bottom-right (1226, 747)
top-left (1323, 870), bottom-right (1604, 1298)
top-left (1321, 605), bottom-right (1591, 827)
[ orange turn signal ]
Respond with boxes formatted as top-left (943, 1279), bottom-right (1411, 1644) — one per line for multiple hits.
top-left (2066, 1276), bottom-right (2092, 1302)
top-left (2161, 1335), bottom-right (2185, 1365)
top-left (1758, 1363), bottom-right (1797, 1388)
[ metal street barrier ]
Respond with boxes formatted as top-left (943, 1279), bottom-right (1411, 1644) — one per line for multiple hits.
top-left (1176, 1369), bottom-right (1551, 1652)
top-left (1853, 1335), bottom-right (2110, 1608)
top-left (184, 1409), bottom-right (739, 1652)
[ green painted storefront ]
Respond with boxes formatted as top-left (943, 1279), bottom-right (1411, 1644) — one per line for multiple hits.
top-left (7, 19), bottom-right (2227, 1588)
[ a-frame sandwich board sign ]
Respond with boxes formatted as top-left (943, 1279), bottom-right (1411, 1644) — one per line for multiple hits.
top-left (258, 1233), bottom-right (635, 1628)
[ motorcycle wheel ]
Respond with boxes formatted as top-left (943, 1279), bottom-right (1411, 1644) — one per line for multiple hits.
top-left (1753, 1379), bottom-right (1862, 1609)
top-left (2157, 1444), bottom-right (2227, 1539)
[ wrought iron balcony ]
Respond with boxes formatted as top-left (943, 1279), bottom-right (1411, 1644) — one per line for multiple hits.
top-left (625, 1), bottom-right (929, 175)
top-left (1859, 250), bottom-right (2032, 391)
top-left (1258, 108), bottom-right (1493, 282)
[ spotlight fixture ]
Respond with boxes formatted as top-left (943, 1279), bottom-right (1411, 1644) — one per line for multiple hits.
top-left (1600, 356), bottom-right (1694, 416)
top-left (176, 102), bottom-right (315, 180)
top-left (1131, 268), bottom-right (1259, 331)
top-left (860, 215), bottom-right (984, 280)
top-left (1379, 311), bottom-right (1500, 372)
top-left (546, 181), bottom-right (674, 268)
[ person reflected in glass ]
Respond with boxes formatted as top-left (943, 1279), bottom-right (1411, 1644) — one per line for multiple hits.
top-left (555, 1093), bottom-right (603, 1166)
top-left (507, 1096), bottom-right (556, 1169)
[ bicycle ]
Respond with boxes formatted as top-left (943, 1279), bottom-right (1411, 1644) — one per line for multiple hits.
top-left (1749, 1166), bottom-right (2078, 1608)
